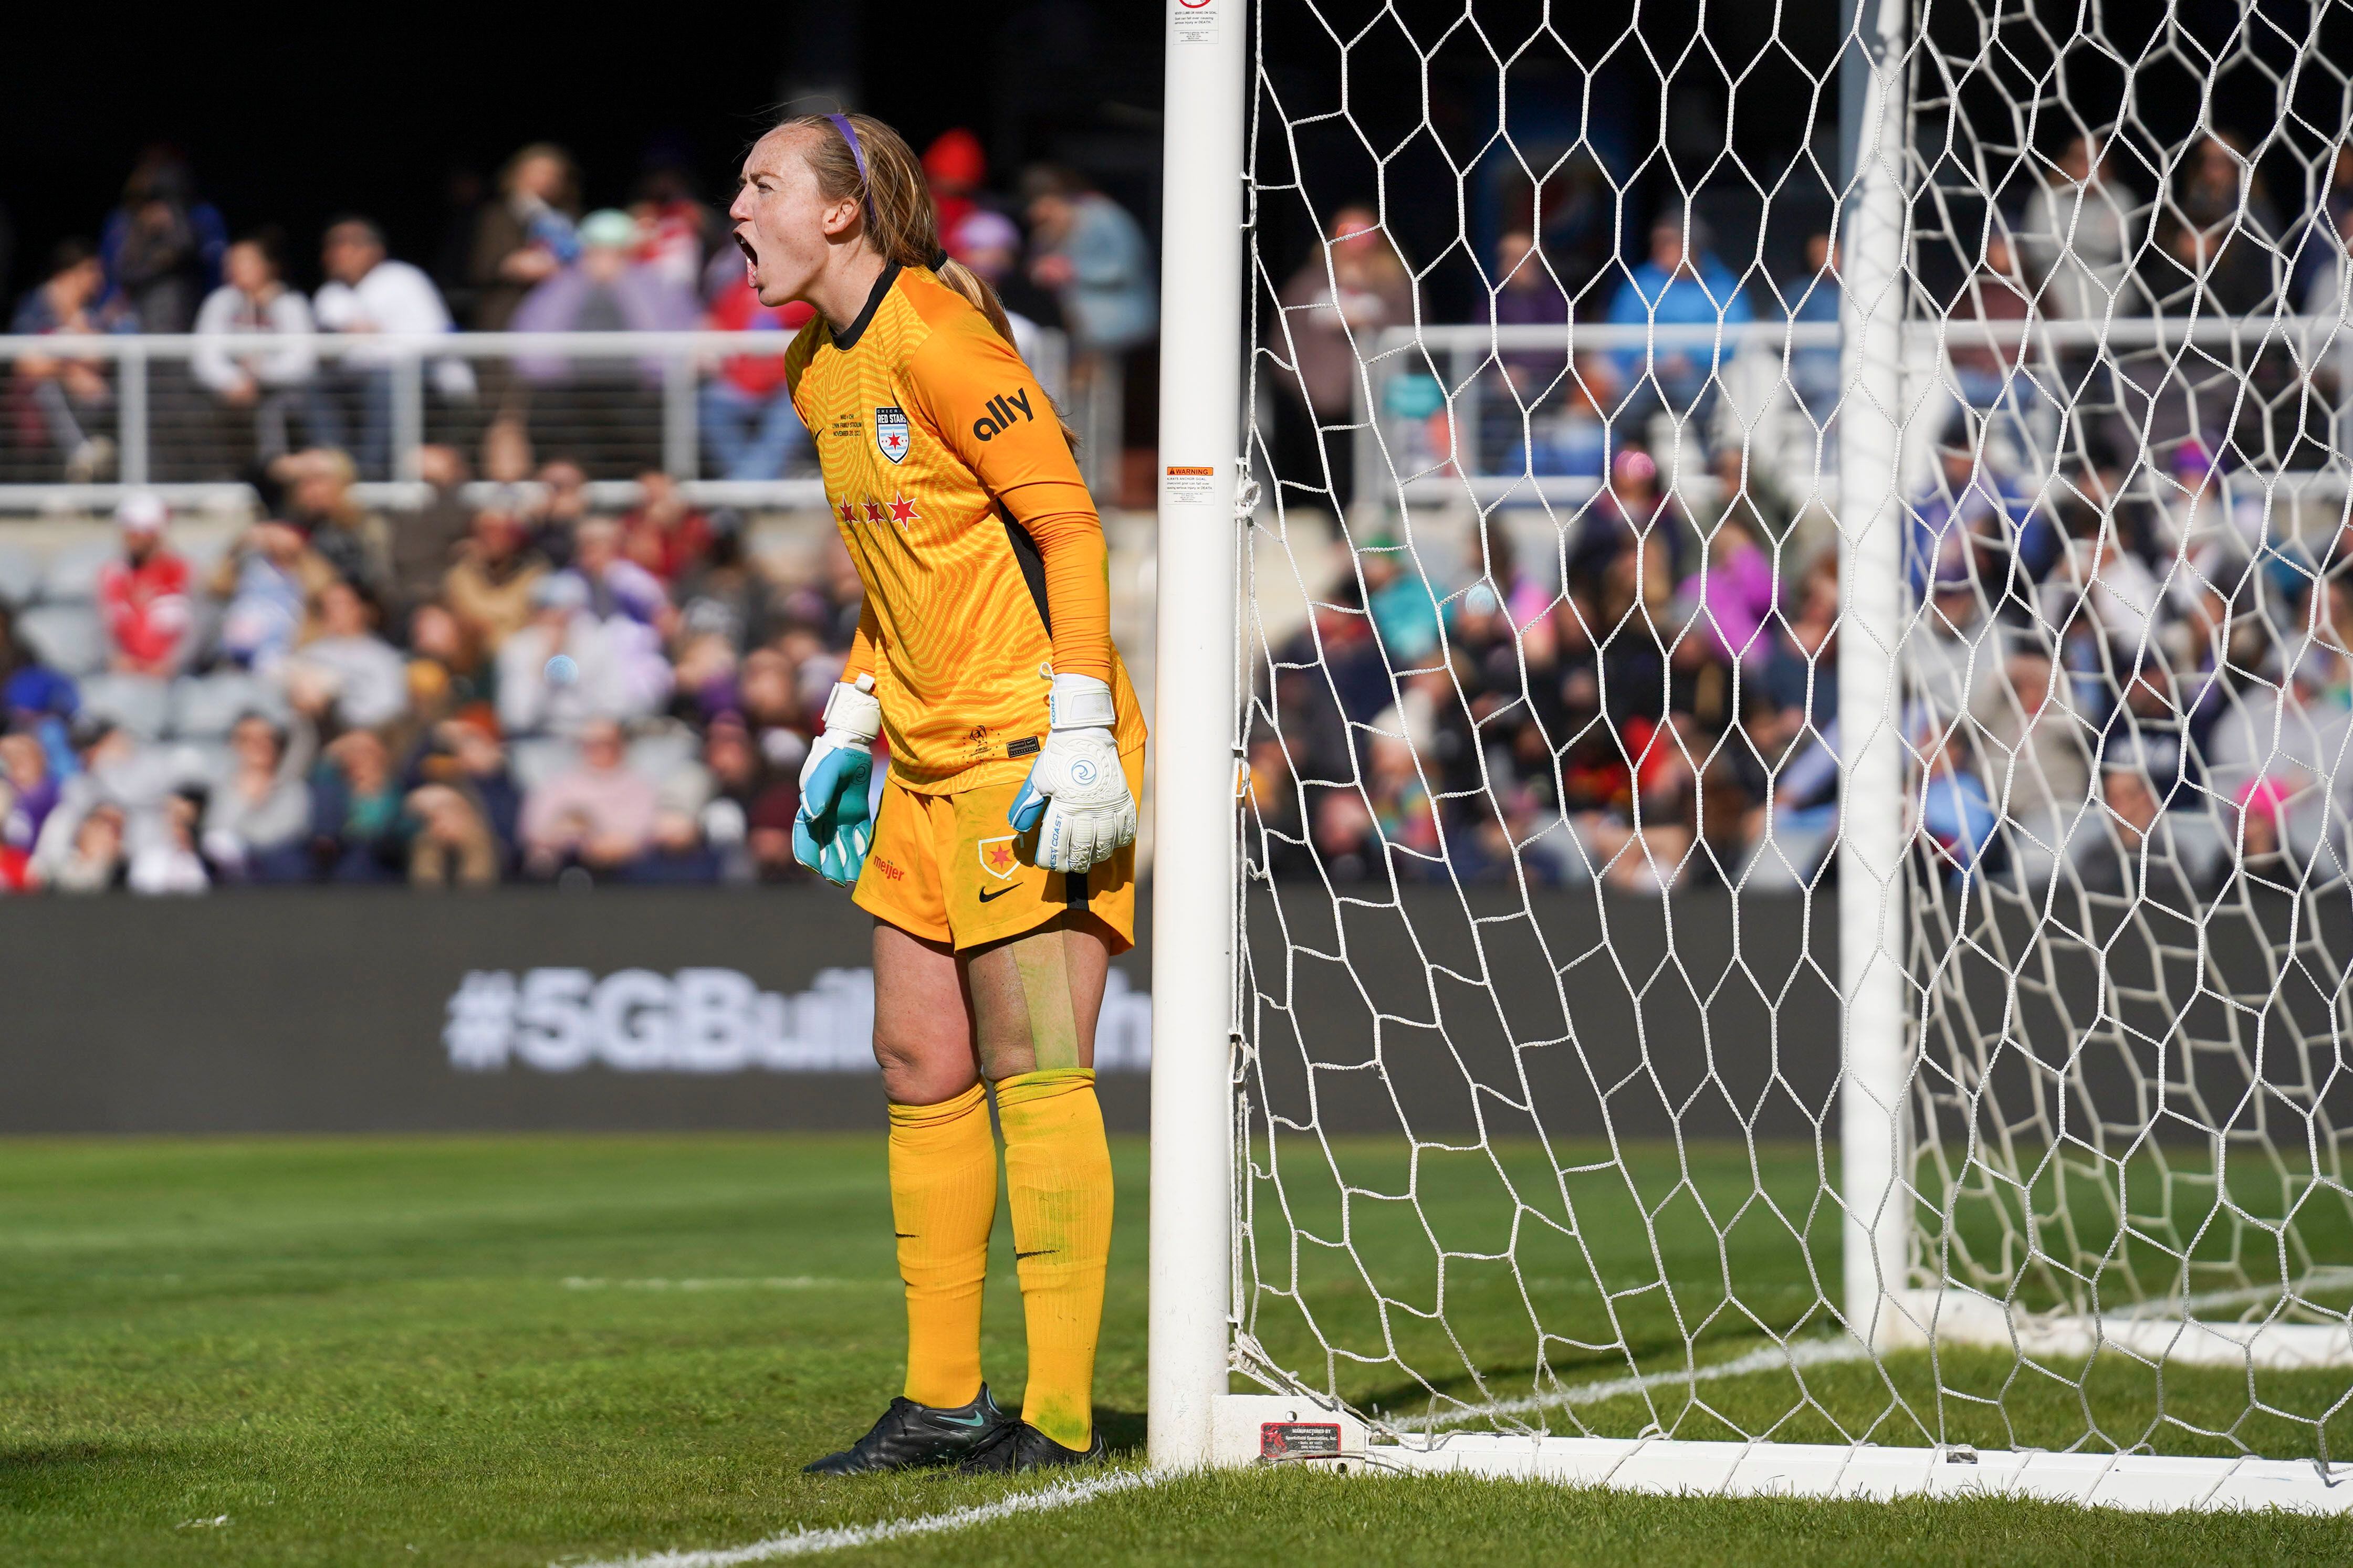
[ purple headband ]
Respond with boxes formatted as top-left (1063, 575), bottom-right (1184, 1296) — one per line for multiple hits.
top-left (826, 114), bottom-right (872, 208)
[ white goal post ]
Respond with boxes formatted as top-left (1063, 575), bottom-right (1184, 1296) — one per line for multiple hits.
top-left (1153, 0), bottom-right (2353, 1511)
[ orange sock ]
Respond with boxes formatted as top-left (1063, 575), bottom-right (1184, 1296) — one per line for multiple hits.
top-left (886, 1082), bottom-right (997, 1408)
top-left (992, 1068), bottom-right (1113, 1450)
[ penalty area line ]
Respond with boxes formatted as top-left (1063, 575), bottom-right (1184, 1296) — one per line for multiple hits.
top-left (562, 1468), bottom-right (1166, 1567)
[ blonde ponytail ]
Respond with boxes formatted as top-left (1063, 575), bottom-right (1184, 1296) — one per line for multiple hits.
top-left (782, 112), bottom-right (1080, 447)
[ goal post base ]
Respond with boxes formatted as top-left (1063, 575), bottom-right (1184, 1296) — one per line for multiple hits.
top-left (1208, 1402), bottom-right (2353, 1513)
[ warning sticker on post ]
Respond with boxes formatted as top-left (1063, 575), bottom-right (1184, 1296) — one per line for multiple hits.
top-left (1165, 465), bottom-right (1216, 505)
top-left (1172, 0), bottom-right (1217, 46)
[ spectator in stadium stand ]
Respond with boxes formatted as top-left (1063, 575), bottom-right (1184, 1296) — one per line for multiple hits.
top-left (509, 209), bottom-right (699, 381)
top-left (211, 519), bottom-right (337, 672)
top-left (619, 470), bottom-right (712, 584)
top-left (127, 788), bottom-right (210, 895)
top-left (565, 515), bottom-right (671, 627)
top-left (672, 508), bottom-right (778, 655)
top-left (2293, 141), bottom-right (2353, 305)
top-left (98, 148), bottom-right (227, 335)
top-left (622, 760), bottom-right (723, 885)
top-left (403, 602), bottom-right (491, 725)
top-left (1274, 205), bottom-right (1415, 512)
top-left (1604, 208), bottom-right (1753, 426)
top-left (43, 803), bottom-right (126, 893)
top-left (0, 730), bottom-right (59, 889)
top-left (281, 581), bottom-right (411, 733)
top-left (386, 445), bottom-right (476, 622)
top-left (1905, 422), bottom-right (2061, 612)
top-left (32, 715), bottom-right (206, 889)
top-left (699, 269), bottom-right (815, 480)
top-left (630, 151), bottom-right (722, 297)
top-left (200, 711), bottom-right (315, 883)
top-left (312, 217), bottom-right (477, 479)
top-left (2014, 133), bottom-right (2140, 324)
top-left (465, 144), bottom-right (581, 332)
top-left (518, 716), bottom-right (658, 879)
top-left (276, 447), bottom-right (392, 602)
top-left (521, 457), bottom-right (591, 569)
top-left (10, 239), bottom-right (122, 483)
top-left (1022, 164), bottom-right (1157, 443)
top-left (947, 209), bottom-right (1062, 373)
top-left (443, 507), bottom-right (547, 652)
top-left (2146, 132), bottom-right (2284, 319)
top-left (697, 710), bottom-right (790, 880)
top-left (307, 728), bottom-right (406, 882)
top-left (1944, 231), bottom-right (2038, 429)
top-left (407, 711), bottom-right (521, 868)
top-left (1491, 229), bottom-right (1570, 397)
top-left (404, 778), bottom-right (501, 887)
top-left (1, 604), bottom-right (81, 778)
top-left (96, 492), bottom-right (194, 678)
top-left (190, 230), bottom-right (318, 465)
top-left (923, 129), bottom-right (989, 244)
top-left (1022, 167), bottom-right (1156, 353)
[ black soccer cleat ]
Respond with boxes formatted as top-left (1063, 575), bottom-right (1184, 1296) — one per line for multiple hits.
top-left (802, 1385), bottom-right (1015, 1475)
top-left (956, 1419), bottom-right (1108, 1474)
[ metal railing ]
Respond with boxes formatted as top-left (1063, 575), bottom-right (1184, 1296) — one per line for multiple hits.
top-left (1335, 311), bottom-right (2353, 513)
top-left (0, 326), bottom-right (1079, 513)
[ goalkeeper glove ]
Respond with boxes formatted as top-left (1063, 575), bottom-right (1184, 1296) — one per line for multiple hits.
top-left (794, 673), bottom-right (882, 887)
top-left (1008, 673), bottom-right (1136, 874)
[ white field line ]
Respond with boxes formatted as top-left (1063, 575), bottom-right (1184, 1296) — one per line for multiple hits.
top-left (1406, 1338), bottom-right (1874, 1430)
top-left (561, 1468), bottom-right (1164, 1568)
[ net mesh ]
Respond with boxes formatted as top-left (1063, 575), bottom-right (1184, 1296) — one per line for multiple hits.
top-left (1234, 0), bottom-right (2353, 1460)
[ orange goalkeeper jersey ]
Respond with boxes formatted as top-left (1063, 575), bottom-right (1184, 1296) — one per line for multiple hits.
top-left (786, 263), bottom-right (1146, 794)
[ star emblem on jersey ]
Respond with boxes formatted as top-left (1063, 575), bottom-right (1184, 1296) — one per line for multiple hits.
top-left (874, 405), bottom-right (911, 464)
top-left (837, 500), bottom-right (857, 525)
top-left (887, 494), bottom-right (920, 525)
top-left (978, 836), bottom-right (1019, 881)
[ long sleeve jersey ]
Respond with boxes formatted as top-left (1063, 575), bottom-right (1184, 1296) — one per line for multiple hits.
top-left (786, 262), bottom-right (1145, 793)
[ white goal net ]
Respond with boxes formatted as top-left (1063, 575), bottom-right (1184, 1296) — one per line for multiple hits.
top-left (1215, 0), bottom-right (2353, 1498)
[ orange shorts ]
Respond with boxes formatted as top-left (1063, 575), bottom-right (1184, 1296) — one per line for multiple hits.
top-left (853, 746), bottom-right (1142, 953)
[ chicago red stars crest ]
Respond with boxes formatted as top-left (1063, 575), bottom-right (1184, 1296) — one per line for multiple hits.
top-left (874, 405), bottom-right (911, 464)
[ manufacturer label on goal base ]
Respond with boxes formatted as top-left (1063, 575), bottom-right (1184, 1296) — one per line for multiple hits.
top-left (1260, 1422), bottom-right (1342, 1459)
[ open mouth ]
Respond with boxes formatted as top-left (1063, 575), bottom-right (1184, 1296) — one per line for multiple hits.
top-left (733, 229), bottom-right (758, 278)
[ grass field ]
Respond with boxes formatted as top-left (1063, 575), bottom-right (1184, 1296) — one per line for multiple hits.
top-left (4, 1135), bottom-right (2350, 1566)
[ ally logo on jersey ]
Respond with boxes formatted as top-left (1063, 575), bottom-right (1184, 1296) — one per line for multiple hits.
top-left (874, 405), bottom-right (911, 463)
top-left (971, 387), bottom-right (1035, 441)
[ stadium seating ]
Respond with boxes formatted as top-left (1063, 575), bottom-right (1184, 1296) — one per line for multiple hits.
top-left (17, 602), bottom-right (106, 676)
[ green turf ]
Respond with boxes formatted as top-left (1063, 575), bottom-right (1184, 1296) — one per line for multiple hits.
top-left (0, 1135), bottom-right (2346, 1566)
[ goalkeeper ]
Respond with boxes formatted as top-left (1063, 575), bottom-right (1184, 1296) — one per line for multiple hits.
top-left (729, 112), bottom-right (1145, 1475)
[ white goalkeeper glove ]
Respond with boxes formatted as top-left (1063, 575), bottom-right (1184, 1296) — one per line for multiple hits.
top-left (1007, 673), bottom-right (1136, 874)
top-left (794, 673), bottom-right (883, 886)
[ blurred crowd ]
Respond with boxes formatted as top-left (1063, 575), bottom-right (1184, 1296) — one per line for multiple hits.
top-left (0, 468), bottom-right (877, 892)
top-left (1251, 414), bottom-right (2353, 901)
top-left (6, 138), bottom-right (1156, 483)
top-left (1248, 123), bottom-right (2353, 900)
top-left (1270, 131), bottom-right (2353, 508)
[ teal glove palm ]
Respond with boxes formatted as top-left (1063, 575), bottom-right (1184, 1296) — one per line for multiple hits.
top-left (794, 674), bottom-right (883, 887)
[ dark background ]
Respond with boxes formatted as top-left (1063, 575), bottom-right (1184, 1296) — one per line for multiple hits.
top-left (7, 1), bottom-right (2328, 327)
top-left (0, 0), bottom-right (1167, 302)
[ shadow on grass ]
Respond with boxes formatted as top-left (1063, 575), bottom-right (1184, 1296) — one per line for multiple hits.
top-left (1098, 1406), bottom-right (1148, 1457)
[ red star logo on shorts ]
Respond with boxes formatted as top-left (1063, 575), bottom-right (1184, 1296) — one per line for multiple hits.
top-left (837, 499), bottom-right (857, 525)
top-left (863, 500), bottom-right (888, 524)
top-left (987, 843), bottom-right (1015, 872)
top-left (887, 494), bottom-right (920, 525)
